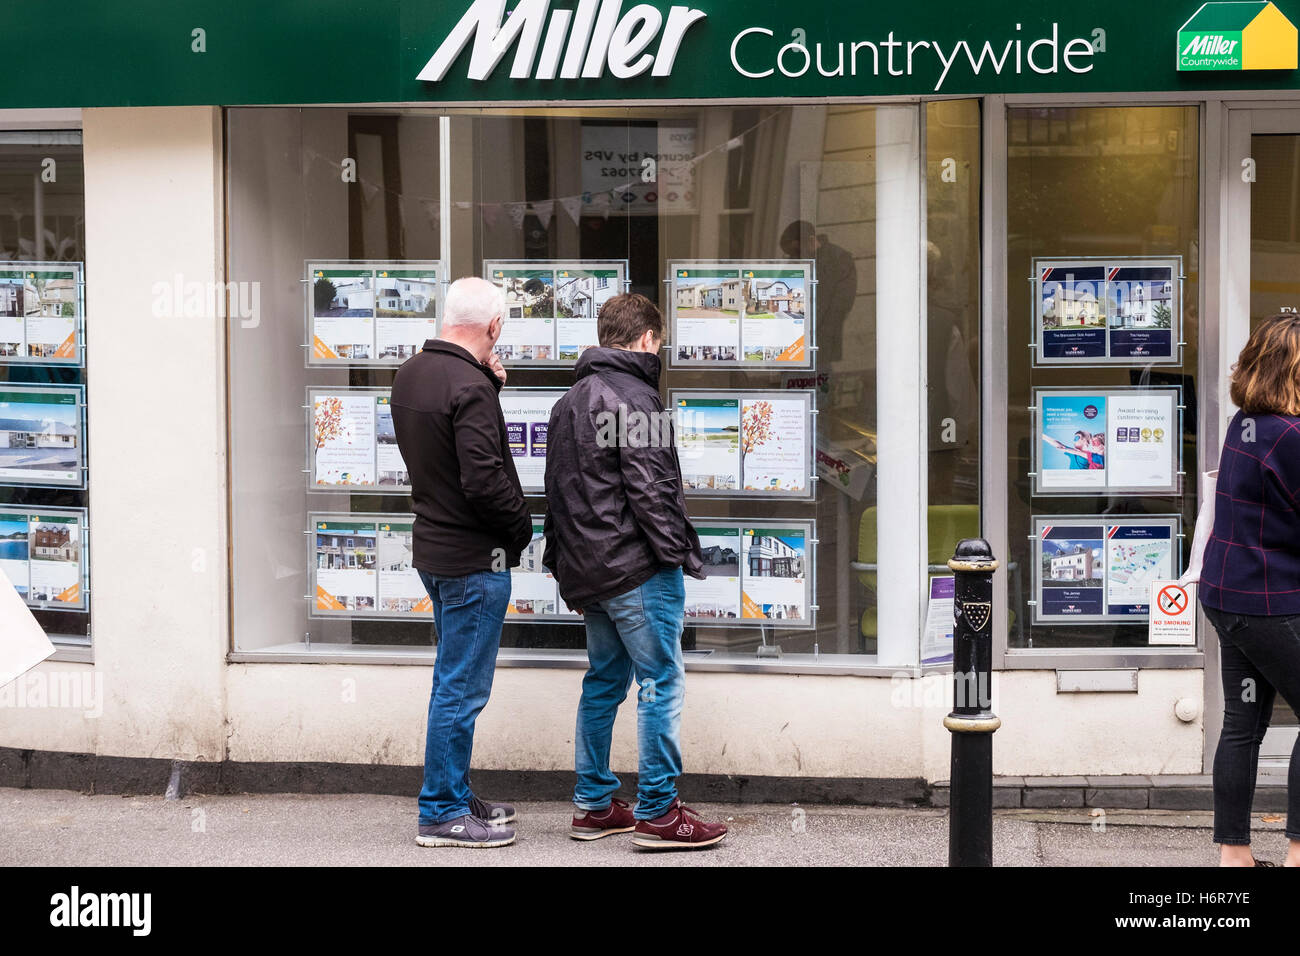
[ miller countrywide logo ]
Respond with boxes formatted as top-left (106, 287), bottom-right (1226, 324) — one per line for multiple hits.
top-left (1178, 1), bottom-right (1298, 70)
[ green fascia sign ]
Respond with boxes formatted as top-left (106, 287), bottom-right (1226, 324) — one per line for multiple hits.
top-left (1, 0), bottom-right (1299, 108)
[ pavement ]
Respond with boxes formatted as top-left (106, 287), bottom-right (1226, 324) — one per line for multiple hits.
top-left (1, 787), bottom-right (1293, 866)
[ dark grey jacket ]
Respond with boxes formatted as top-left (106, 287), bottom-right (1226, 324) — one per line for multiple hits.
top-left (543, 347), bottom-right (704, 609)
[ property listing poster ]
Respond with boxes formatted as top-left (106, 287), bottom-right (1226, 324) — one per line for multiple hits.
top-left (741, 526), bottom-right (811, 624)
top-left (0, 508), bottom-right (87, 611)
top-left (672, 390), bottom-right (813, 498)
top-left (501, 389), bottom-right (564, 493)
top-left (487, 261), bottom-right (625, 364)
top-left (669, 261), bottom-right (814, 368)
top-left (0, 385), bottom-right (84, 488)
top-left (308, 261), bottom-right (439, 364)
top-left (1035, 257), bottom-right (1179, 365)
top-left (681, 520), bottom-right (813, 628)
top-left (922, 576), bottom-right (955, 664)
top-left (312, 515), bottom-right (432, 618)
top-left (507, 521), bottom-right (580, 620)
top-left (0, 263), bottom-right (81, 364)
top-left (1034, 516), bottom-right (1179, 624)
top-left (1036, 388), bottom-right (1178, 495)
top-left (685, 526), bottom-right (743, 622)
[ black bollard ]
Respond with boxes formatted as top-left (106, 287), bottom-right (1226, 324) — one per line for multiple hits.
top-left (945, 537), bottom-right (1000, 867)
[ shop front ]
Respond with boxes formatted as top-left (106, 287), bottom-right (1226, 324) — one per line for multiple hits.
top-left (2, 0), bottom-right (1300, 794)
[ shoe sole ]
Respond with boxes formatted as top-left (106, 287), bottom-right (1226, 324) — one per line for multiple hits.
top-left (415, 833), bottom-right (516, 848)
top-left (569, 825), bottom-right (636, 841)
top-left (631, 832), bottom-right (728, 850)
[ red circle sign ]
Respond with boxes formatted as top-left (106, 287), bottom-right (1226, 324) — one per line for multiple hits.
top-left (1158, 584), bottom-right (1188, 615)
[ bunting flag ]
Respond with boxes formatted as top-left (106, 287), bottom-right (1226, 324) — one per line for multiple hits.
top-left (591, 192), bottom-right (611, 219)
top-left (359, 180), bottom-right (380, 206)
top-left (532, 200), bottom-right (554, 229)
top-left (505, 202), bottom-right (527, 230)
top-left (481, 203), bottom-right (502, 227)
top-left (420, 198), bottom-right (439, 231)
top-left (560, 196), bottom-right (583, 226)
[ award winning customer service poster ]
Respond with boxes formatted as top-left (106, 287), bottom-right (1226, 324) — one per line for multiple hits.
top-left (669, 261), bottom-right (814, 369)
top-left (671, 389), bottom-right (815, 498)
top-left (0, 384), bottom-right (85, 489)
top-left (0, 262), bottom-right (83, 365)
top-left (0, 506), bottom-right (88, 612)
top-left (1034, 387), bottom-right (1181, 496)
top-left (684, 519), bottom-right (815, 629)
top-left (1033, 257), bottom-right (1181, 366)
top-left (308, 387), bottom-right (564, 494)
top-left (307, 260), bottom-right (441, 365)
top-left (486, 260), bottom-right (627, 364)
top-left (1032, 515), bottom-right (1180, 624)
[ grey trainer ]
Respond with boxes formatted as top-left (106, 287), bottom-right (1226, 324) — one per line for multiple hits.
top-left (470, 795), bottom-right (517, 825)
top-left (416, 814), bottom-right (515, 848)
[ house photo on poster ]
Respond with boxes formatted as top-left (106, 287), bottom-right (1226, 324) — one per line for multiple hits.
top-left (1033, 515), bottom-right (1179, 625)
top-left (508, 520), bottom-right (581, 621)
top-left (671, 389), bottom-right (815, 498)
top-left (0, 262), bottom-right (82, 365)
top-left (668, 261), bottom-right (814, 369)
top-left (0, 384), bottom-right (85, 489)
top-left (683, 520), bottom-right (814, 629)
top-left (308, 388), bottom-right (409, 492)
top-left (311, 514), bottom-right (433, 619)
top-left (486, 260), bottom-right (627, 364)
top-left (1034, 388), bottom-right (1180, 496)
top-left (306, 260), bottom-right (440, 365)
top-left (0, 507), bottom-right (87, 612)
top-left (1034, 257), bottom-right (1180, 366)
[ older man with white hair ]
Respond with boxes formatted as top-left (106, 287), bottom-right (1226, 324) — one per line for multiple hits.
top-left (391, 276), bottom-right (532, 848)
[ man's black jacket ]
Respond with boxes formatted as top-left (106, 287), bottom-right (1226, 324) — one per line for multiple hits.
top-left (543, 347), bottom-right (704, 609)
top-left (390, 339), bottom-right (531, 575)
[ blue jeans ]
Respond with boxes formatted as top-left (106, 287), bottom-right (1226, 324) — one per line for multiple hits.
top-left (1203, 606), bottom-right (1300, 844)
top-left (574, 566), bottom-right (686, 820)
top-left (417, 568), bottom-right (511, 825)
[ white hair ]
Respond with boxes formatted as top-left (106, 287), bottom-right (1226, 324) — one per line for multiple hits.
top-left (442, 276), bottom-right (504, 329)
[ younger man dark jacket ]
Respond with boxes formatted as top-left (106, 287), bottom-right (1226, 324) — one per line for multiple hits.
top-left (543, 346), bottom-right (704, 609)
top-left (390, 339), bottom-right (532, 575)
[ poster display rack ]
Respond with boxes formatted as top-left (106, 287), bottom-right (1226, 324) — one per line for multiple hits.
top-left (305, 259), bottom-right (443, 367)
top-left (0, 504), bottom-right (89, 613)
top-left (0, 261), bottom-right (85, 366)
top-left (484, 259), bottom-right (629, 365)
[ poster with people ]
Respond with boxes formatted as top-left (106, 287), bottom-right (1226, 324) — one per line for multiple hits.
top-left (1034, 257), bottom-right (1180, 365)
top-left (1035, 388), bottom-right (1180, 495)
top-left (0, 263), bottom-right (83, 365)
top-left (1033, 515), bottom-right (1179, 624)
top-left (669, 261), bottom-right (814, 369)
top-left (0, 506), bottom-right (88, 612)
top-left (484, 260), bottom-right (626, 364)
top-left (0, 384), bottom-right (85, 488)
top-left (671, 389), bottom-right (814, 498)
top-left (682, 520), bottom-right (814, 628)
top-left (307, 260), bottom-right (441, 365)
top-left (311, 514), bottom-right (432, 618)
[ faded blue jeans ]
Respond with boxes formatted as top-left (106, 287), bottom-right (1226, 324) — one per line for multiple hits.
top-left (574, 566), bottom-right (686, 820)
top-left (417, 568), bottom-right (511, 825)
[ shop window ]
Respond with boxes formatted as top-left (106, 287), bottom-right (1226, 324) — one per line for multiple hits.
top-left (0, 129), bottom-right (89, 647)
top-left (1005, 106), bottom-right (1199, 652)
top-left (227, 103), bottom-right (980, 666)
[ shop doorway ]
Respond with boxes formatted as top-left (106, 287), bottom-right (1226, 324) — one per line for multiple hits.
top-left (1224, 105), bottom-right (1300, 762)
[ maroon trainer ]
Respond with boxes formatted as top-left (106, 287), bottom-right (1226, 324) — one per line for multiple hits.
top-left (570, 797), bottom-right (636, 840)
top-left (631, 800), bottom-right (728, 850)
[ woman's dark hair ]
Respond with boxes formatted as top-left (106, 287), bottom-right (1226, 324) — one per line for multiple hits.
top-left (1230, 312), bottom-right (1300, 416)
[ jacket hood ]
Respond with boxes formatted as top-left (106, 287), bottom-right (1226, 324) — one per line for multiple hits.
top-left (574, 346), bottom-right (661, 388)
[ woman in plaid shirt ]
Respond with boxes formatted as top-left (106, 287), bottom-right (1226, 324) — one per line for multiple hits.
top-left (1199, 312), bottom-right (1300, 867)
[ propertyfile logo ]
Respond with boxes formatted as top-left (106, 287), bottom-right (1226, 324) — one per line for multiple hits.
top-left (1178, 1), bottom-right (1298, 70)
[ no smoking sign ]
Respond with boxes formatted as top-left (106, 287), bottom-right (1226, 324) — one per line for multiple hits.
top-left (1149, 580), bottom-right (1196, 646)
